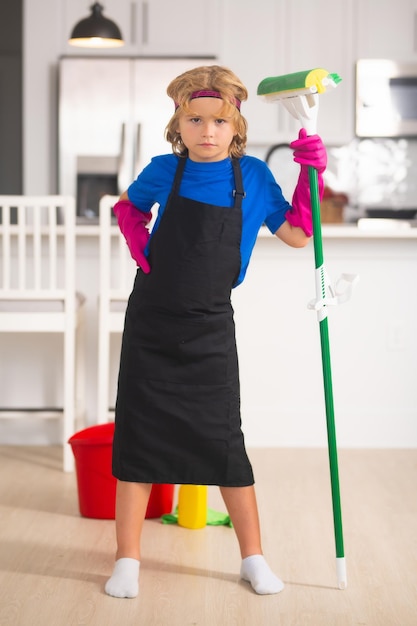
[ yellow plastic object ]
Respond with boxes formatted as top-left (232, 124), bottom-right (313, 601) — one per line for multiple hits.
top-left (305, 68), bottom-right (331, 93)
top-left (177, 484), bottom-right (208, 529)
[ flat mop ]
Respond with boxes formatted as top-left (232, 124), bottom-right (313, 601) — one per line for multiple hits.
top-left (257, 68), bottom-right (356, 590)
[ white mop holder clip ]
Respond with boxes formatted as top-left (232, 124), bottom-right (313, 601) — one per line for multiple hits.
top-left (282, 92), bottom-right (319, 135)
top-left (308, 266), bottom-right (359, 322)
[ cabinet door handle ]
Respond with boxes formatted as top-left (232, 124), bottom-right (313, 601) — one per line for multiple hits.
top-left (142, 2), bottom-right (149, 45)
top-left (134, 123), bottom-right (142, 176)
top-left (130, 2), bottom-right (137, 45)
top-left (415, 11), bottom-right (417, 52)
top-left (117, 123), bottom-right (128, 194)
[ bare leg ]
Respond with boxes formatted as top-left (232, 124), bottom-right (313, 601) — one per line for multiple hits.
top-left (115, 480), bottom-right (152, 560)
top-left (219, 485), bottom-right (262, 558)
top-left (105, 480), bottom-right (152, 598)
top-left (220, 485), bottom-right (284, 595)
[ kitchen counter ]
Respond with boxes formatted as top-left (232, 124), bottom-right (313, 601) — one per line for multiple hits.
top-left (74, 220), bottom-right (417, 239)
top-left (2, 220), bottom-right (417, 239)
top-left (1, 220), bottom-right (416, 448)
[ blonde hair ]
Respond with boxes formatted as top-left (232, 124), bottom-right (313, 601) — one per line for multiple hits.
top-left (165, 65), bottom-right (248, 158)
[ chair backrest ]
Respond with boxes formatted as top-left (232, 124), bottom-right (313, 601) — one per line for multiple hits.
top-left (0, 195), bottom-right (76, 307)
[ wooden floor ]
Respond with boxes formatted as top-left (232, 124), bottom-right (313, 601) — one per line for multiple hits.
top-left (0, 446), bottom-right (416, 626)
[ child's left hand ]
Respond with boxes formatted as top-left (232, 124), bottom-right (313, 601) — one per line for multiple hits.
top-left (290, 128), bottom-right (327, 173)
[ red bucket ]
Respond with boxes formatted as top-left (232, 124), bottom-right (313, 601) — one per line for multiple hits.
top-left (68, 423), bottom-right (174, 520)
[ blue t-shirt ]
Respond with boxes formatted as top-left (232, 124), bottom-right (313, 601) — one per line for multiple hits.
top-left (127, 154), bottom-right (291, 286)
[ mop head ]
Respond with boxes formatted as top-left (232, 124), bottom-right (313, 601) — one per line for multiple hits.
top-left (257, 68), bottom-right (341, 134)
top-left (257, 68), bottom-right (341, 101)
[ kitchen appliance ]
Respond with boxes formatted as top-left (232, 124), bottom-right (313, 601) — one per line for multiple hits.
top-left (356, 59), bottom-right (417, 137)
top-left (58, 56), bottom-right (206, 219)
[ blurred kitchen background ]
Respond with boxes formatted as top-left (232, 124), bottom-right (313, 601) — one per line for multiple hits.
top-left (1, 0), bottom-right (416, 448)
top-left (1, 0), bottom-right (416, 220)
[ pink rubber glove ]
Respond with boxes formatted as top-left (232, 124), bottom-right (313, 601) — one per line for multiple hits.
top-left (113, 199), bottom-right (152, 273)
top-left (285, 128), bottom-right (327, 237)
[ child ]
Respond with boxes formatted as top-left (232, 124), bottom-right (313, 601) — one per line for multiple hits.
top-left (105, 65), bottom-right (327, 598)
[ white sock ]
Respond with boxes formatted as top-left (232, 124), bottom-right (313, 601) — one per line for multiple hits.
top-left (105, 558), bottom-right (140, 598)
top-left (240, 555), bottom-right (284, 595)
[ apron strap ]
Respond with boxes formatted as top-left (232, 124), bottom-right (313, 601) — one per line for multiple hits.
top-left (231, 158), bottom-right (246, 209)
top-left (172, 156), bottom-right (187, 195)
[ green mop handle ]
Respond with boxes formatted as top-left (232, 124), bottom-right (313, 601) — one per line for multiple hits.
top-left (308, 165), bottom-right (346, 588)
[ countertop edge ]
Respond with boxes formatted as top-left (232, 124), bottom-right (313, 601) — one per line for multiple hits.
top-left (74, 223), bottom-right (417, 239)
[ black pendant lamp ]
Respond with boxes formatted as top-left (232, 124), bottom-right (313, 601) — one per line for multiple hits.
top-left (69, 3), bottom-right (124, 48)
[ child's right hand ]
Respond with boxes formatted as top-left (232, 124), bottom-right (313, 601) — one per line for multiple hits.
top-left (113, 199), bottom-right (152, 273)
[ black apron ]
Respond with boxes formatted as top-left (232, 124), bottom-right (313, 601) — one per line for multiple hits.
top-left (112, 157), bottom-right (254, 487)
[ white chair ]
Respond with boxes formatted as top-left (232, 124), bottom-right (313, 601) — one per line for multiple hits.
top-left (0, 195), bottom-right (85, 471)
top-left (97, 195), bottom-right (138, 424)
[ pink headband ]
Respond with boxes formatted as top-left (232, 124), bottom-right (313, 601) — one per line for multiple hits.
top-left (175, 90), bottom-right (241, 111)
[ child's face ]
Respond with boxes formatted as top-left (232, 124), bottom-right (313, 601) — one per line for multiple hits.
top-left (176, 97), bottom-right (236, 162)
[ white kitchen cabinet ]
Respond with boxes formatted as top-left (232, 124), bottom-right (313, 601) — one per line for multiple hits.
top-left (282, 0), bottom-right (355, 145)
top-left (220, 0), bottom-right (354, 145)
top-left (356, 0), bottom-right (417, 61)
top-left (61, 0), bottom-right (219, 57)
top-left (131, 0), bottom-right (219, 56)
top-left (219, 0), bottom-right (286, 146)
